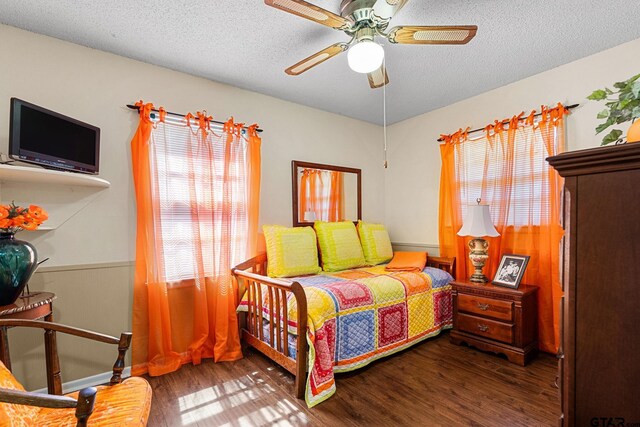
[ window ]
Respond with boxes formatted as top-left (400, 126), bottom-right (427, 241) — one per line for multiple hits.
top-left (455, 126), bottom-right (558, 227)
top-left (150, 121), bottom-right (250, 282)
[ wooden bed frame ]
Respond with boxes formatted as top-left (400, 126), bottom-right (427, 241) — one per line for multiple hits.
top-left (232, 254), bottom-right (456, 399)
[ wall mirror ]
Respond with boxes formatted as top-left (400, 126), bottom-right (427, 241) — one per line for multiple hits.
top-left (292, 160), bottom-right (362, 227)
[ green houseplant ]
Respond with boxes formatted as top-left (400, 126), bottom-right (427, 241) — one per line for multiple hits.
top-left (588, 73), bottom-right (640, 145)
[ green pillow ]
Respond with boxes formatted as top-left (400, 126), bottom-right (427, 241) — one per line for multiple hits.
top-left (357, 220), bottom-right (393, 265)
top-left (314, 221), bottom-right (366, 272)
top-left (263, 225), bottom-right (321, 278)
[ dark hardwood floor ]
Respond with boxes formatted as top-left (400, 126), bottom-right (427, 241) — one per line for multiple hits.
top-left (144, 332), bottom-right (558, 426)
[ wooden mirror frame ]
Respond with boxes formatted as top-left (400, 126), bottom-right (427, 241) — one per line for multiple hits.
top-left (291, 160), bottom-right (362, 227)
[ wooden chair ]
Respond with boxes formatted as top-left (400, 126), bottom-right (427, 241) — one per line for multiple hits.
top-left (0, 319), bottom-right (151, 426)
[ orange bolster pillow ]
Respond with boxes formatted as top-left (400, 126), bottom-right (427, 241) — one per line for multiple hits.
top-left (385, 251), bottom-right (428, 272)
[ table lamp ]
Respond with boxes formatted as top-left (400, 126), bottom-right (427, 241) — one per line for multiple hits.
top-left (457, 199), bottom-right (500, 283)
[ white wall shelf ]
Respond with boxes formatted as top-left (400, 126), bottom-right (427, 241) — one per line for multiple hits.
top-left (0, 164), bottom-right (110, 231)
top-left (0, 164), bottom-right (110, 188)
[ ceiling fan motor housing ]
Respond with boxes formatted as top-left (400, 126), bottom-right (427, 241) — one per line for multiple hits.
top-left (340, 0), bottom-right (388, 31)
top-left (340, 0), bottom-right (376, 19)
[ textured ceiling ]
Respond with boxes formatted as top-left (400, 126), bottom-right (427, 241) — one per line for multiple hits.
top-left (2, 1), bottom-right (640, 125)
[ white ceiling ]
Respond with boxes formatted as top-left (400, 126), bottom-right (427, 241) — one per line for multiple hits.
top-left (2, 1), bottom-right (640, 125)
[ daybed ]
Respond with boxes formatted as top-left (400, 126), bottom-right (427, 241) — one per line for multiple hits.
top-left (233, 253), bottom-right (455, 407)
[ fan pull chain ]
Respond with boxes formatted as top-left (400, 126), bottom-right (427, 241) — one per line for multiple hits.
top-left (383, 54), bottom-right (388, 169)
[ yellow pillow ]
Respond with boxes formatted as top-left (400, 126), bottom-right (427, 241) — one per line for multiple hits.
top-left (357, 220), bottom-right (393, 265)
top-left (314, 221), bottom-right (366, 272)
top-left (263, 225), bottom-right (321, 278)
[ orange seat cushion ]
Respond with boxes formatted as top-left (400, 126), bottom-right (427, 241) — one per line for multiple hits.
top-left (0, 361), bottom-right (38, 426)
top-left (38, 377), bottom-right (152, 426)
top-left (0, 360), bottom-right (151, 427)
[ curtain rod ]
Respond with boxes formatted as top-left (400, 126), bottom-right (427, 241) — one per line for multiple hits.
top-left (126, 104), bottom-right (263, 133)
top-left (437, 103), bottom-right (579, 142)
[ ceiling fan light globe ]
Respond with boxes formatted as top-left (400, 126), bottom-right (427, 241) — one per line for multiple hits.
top-left (347, 41), bottom-right (384, 73)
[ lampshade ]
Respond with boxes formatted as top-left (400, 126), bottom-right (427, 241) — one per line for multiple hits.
top-left (457, 204), bottom-right (499, 237)
top-left (347, 40), bottom-right (384, 74)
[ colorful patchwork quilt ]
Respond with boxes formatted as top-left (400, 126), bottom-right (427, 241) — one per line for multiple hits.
top-left (238, 265), bottom-right (453, 407)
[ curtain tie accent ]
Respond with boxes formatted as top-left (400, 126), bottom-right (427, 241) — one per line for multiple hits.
top-left (549, 103), bottom-right (570, 124)
top-left (526, 110), bottom-right (536, 126)
top-left (440, 127), bottom-right (469, 145)
top-left (443, 103), bottom-right (571, 140)
top-left (539, 105), bottom-right (549, 125)
top-left (185, 112), bottom-right (194, 128)
top-left (223, 117), bottom-right (235, 134)
top-left (556, 102), bottom-right (570, 115)
top-left (134, 100), bottom-right (145, 116)
top-left (247, 124), bottom-right (260, 138)
top-left (222, 118), bottom-right (245, 136)
top-left (196, 111), bottom-right (212, 131)
top-left (484, 121), bottom-right (503, 140)
top-left (484, 124), bottom-right (493, 140)
top-left (135, 100), bottom-right (156, 123)
top-left (493, 119), bottom-right (504, 133)
top-left (509, 112), bottom-right (525, 130)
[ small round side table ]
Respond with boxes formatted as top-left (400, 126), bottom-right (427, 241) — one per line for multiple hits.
top-left (0, 292), bottom-right (58, 393)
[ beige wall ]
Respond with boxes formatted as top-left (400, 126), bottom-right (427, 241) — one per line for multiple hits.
top-left (384, 37), bottom-right (640, 247)
top-left (0, 24), bottom-right (384, 389)
top-left (0, 24), bottom-right (385, 267)
top-left (10, 263), bottom-right (133, 391)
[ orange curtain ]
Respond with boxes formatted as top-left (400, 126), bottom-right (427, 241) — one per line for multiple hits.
top-left (299, 169), bottom-right (344, 221)
top-left (329, 171), bottom-right (344, 221)
top-left (299, 169), bottom-right (318, 220)
top-left (439, 104), bottom-right (568, 353)
top-left (131, 101), bottom-right (261, 376)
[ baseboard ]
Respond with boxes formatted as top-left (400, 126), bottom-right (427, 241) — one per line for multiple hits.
top-left (31, 367), bottom-right (131, 394)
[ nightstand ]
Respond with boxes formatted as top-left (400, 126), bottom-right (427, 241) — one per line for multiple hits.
top-left (449, 281), bottom-right (538, 365)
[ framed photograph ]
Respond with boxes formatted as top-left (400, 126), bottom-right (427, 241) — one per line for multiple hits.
top-left (492, 254), bottom-right (530, 289)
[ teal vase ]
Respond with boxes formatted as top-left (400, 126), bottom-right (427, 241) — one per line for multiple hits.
top-left (0, 232), bottom-right (37, 306)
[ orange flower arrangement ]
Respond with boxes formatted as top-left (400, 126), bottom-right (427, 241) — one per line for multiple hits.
top-left (0, 202), bottom-right (48, 232)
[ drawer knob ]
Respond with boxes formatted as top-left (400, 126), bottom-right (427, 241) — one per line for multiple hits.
top-left (477, 324), bottom-right (489, 332)
top-left (477, 303), bottom-right (490, 311)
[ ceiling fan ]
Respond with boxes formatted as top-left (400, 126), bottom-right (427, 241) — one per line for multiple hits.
top-left (265, 0), bottom-right (478, 89)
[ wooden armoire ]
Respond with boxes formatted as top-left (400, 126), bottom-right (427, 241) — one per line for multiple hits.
top-left (548, 143), bottom-right (640, 427)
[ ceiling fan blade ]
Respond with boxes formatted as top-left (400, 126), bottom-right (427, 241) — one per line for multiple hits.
top-left (265, 0), bottom-right (351, 30)
top-left (372, 0), bottom-right (410, 20)
top-left (285, 43), bottom-right (348, 75)
top-left (368, 65), bottom-right (389, 89)
top-left (388, 25), bottom-right (478, 45)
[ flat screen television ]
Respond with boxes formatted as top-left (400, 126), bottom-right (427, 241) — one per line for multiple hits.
top-left (9, 98), bottom-right (100, 174)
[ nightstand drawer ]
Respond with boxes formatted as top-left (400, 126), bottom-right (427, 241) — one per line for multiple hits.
top-left (458, 294), bottom-right (514, 321)
top-left (458, 313), bottom-right (514, 344)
